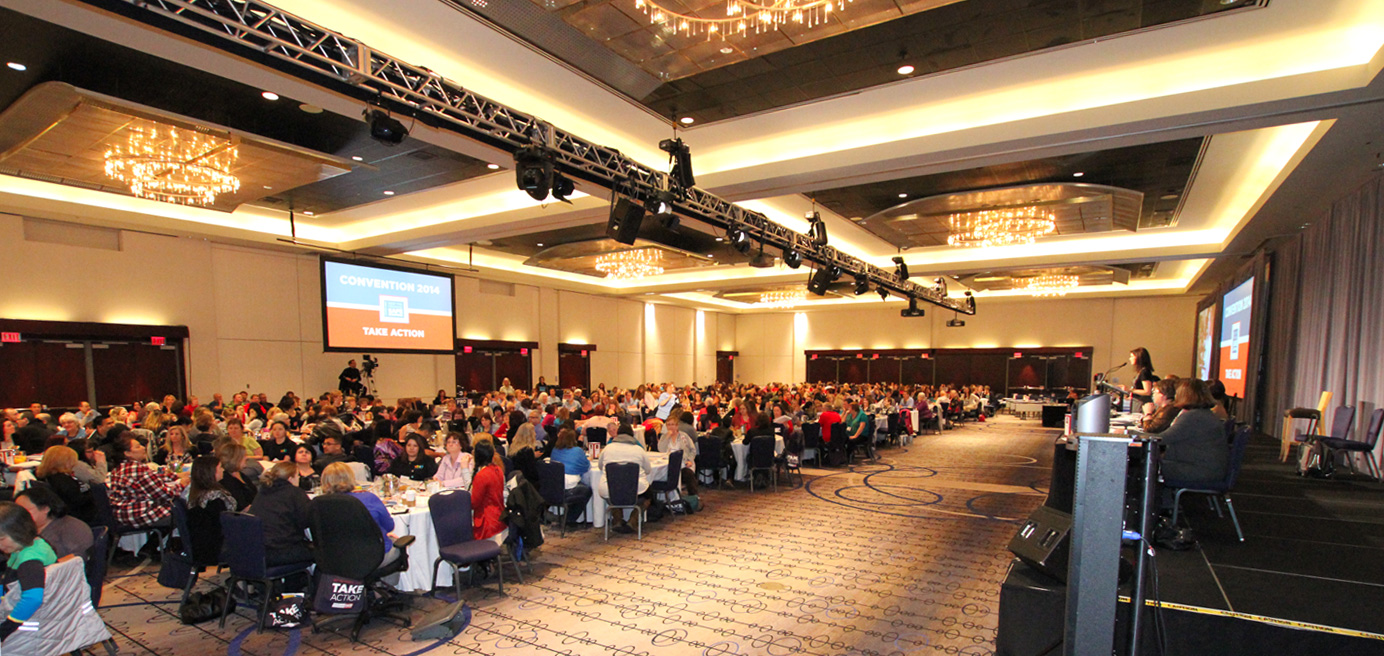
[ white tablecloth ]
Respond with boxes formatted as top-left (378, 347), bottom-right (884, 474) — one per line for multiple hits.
top-left (729, 436), bottom-right (784, 481)
top-left (588, 452), bottom-right (669, 528)
top-left (388, 501), bottom-right (450, 593)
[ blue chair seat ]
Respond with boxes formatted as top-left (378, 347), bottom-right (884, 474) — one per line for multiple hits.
top-left (265, 561), bottom-right (313, 579)
top-left (1320, 437), bottom-right (1372, 452)
top-left (439, 541), bottom-right (501, 564)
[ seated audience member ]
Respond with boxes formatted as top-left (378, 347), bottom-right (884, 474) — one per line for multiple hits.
top-left (250, 461), bottom-right (313, 566)
top-left (1140, 379), bottom-right (1182, 434)
top-left (183, 455), bottom-right (236, 566)
top-left (549, 428), bottom-right (593, 523)
top-left (469, 441), bottom-right (508, 545)
top-left (388, 434), bottom-right (437, 481)
top-left (1, 418), bottom-right (18, 451)
top-left (1207, 379), bottom-right (1232, 420)
top-left (315, 433), bottom-right (350, 471)
top-left (216, 443), bottom-right (258, 511)
top-left (154, 425), bottom-right (196, 473)
top-left (507, 424), bottom-right (542, 486)
top-left (320, 462), bottom-right (401, 568)
top-left (435, 432), bottom-right (474, 489)
top-left (15, 483), bottom-right (93, 560)
top-left (597, 424), bottom-right (651, 535)
top-left (261, 420), bottom-right (296, 462)
top-left (817, 404), bottom-right (843, 443)
top-left (34, 446), bottom-right (96, 525)
top-left (224, 418), bottom-right (265, 460)
top-left (0, 502), bottom-right (57, 642)
top-left (108, 433), bottom-right (187, 529)
top-left (658, 413), bottom-right (698, 461)
top-left (53, 413), bottom-right (86, 443)
top-left (292, 444), bottom-right (321, 491)
top-left (65, 438), bottom-right (108, 489)
top-left (1159, 379), bottom-right (1230, 487)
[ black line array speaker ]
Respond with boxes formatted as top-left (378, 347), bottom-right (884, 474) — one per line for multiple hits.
top-left (1007, 504), bottom-right (1072, 583)
top-left (607, 196), bottom-right (645, 245)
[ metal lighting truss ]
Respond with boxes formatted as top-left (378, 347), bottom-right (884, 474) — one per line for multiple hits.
top-left (85, 0), bottom-right (974, 314)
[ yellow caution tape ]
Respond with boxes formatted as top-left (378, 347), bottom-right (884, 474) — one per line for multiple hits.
top-left (1116, 596), bottom-right (1384, 641)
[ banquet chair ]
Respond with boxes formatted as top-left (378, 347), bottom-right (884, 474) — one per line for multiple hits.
top-left (1318, 407), bottom-right (1383, 480)
top-left (427, 489), bottom-right (503, 598)
top-left (85, 525), bottom-right (109, 607)
top-left (695, 434), bottom-right (728, 489)
top-left (801, 422), bottom-right (822, 466)
top-left (604, 463), bottom-right (644, 540)
top-left (886, 412), bottom-right (902, 447)
top-left (170, 497), bottom-right (224, 605)
top-left (1166, 425), bottom-right (1251, 542)
top-left (544, 424), bottom-right (559, 444)
top-left (218, 512), bottom-right (315, 633)
top-left (1296, 405), bottom-right (1356, 474)
top-left (90, 483), bottom-right (167, 570)
top-left (748, 435), bottom-right (777, 492)
top-left (647, 450), bottom-right (683, 519)
top-left (307, 495), bottom-right (417, 641)
top-left (827, 424), bottom-right (848, 466)
top-left (536, 460), bottom-right (573, 536)
top-left (0, 556), bottom-right (116, 656)
top-left (776, 433), bottom-right (804, 488)
top-left (585, 426), bottom-right (608, 446)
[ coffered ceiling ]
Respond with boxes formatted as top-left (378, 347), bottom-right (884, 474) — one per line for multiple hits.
top-left (0, 0), bottom-right (1382, 313)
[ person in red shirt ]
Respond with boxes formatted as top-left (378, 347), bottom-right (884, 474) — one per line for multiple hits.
top-left (470, 441), bottom-right (507, 544)
top-left (818, 405), bottom-right (843, 443)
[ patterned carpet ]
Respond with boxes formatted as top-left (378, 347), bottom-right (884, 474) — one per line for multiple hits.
top-left (93, 416), bottom-right (1058, 656)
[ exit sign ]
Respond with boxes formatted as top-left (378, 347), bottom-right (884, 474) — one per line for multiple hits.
top-left (0, 332), bottom-right (19, 343)
top-left (151, 336), bottom-right (166, 346)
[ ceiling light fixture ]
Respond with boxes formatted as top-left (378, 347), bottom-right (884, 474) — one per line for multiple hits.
top-left (631, 0), bottom-right (853, 37)
top-left (726, 226), bottom-right (751, 254)
top-left (536, 243), bottom-right (544, 247)
top-left (876, 287), bottom-right (889, 301)
top-left (647, 191), bottom-right (679, 229)
top-left (1014, 273), bottom-right (1079, 297)
top-left (298, 103), bottom-right (323, 114)
top-left (595, 248), bottom-right (664, 280)
top-left (1073, 171), bottom-right (1084, 177)
top-left (351, 156), bottom-right (364, 162)
top-left (947, 208), bottom-right (1057, 248)
top-left (6, 62), bottom-right (26, 71)
top-left (261, 91), bottom-right (280, 101)
top-left (103, 123), bottom-right (240, 206)
top-left (897, 64), bottom-right (914, 75)
top-left (759, 289), bottom-right (806, 308)
top-left (679, 116), bottom-right (695, 125)
top-left (898, 193), bottom-right (908, 198)
top-left (487, 163), bottom-right (500, 169)
top-left (551, 171), bottom-right (576, 203)
top-left (302, 211), bottom-right (315, 216)
top-left (383, 190), bottom-right (395, 195)
top-left (514, 147), bottom-right (555, 201)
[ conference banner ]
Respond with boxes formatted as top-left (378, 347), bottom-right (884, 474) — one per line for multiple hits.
top-left (1218, 278), bottom-right (1253, 397)
top-left (321, 258), bottom-right (455, 353)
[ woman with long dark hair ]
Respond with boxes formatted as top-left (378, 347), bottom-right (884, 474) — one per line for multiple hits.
top-left (184, 455), bottom-right (236, 565)
top-left (388, 434), bottom-right (438, 481)
top-left (469, 441), bottom-right (507, 545)
top-left (1127, 347), bottom-right (1159, 407)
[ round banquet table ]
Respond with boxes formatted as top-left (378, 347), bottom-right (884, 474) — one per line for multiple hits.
top-left (587, 452), bottom-right (669, 529)
top-left (386, 497), bottom-right (454, 593)
top-left (729, 435), bottom-right (784, 481)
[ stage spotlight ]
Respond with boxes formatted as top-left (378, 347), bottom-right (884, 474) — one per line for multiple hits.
top-left (901, 297), bottom-right (926, 318)
top-left (514, 147), bottom-right (554, 201)
top-left (828, 265), bottom-right (843, 281)
top-left (551, 172), bottom-right (576, 204)
top-left (782, 247), bottom-right (802, 269)
top-left (646, 191), bottom-right (678, 230)
top-left (726, 227), bottom-right (752, 254)
top-left (807, 211), bottom-right (828, 246)
top-left (807, 267), bottom-right (834, 296)
top-left (659, 137), bottom-right (695, 189)
top-left (853, 275), bottom-right (870, 295)
top-left (364, 108), bottom-right (408, 146)
top-left (606, 194), bottom-right (646, 245)
top-left (893, 256), bottom-right (910, 280)
top-left (877, 287), bottom-right (890, 301)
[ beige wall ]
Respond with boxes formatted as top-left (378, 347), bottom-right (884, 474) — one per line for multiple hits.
top-left (0, 214), bottom-right (736, 400)
top-left (732, 294), bottom-right (1201, 385)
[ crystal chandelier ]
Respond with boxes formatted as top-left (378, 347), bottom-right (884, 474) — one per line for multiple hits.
top-left (1014, 274), bottom-right (1080, 297)
top-left (632, 0), bottom-right (853, 38)
top-left (758, 289), bottom-right (806, 308)
top-left (594, 248), bottom-right (664, 280)
top-left (104, 123), bottom-right (241, 206)
top-left (947, 208), bottom-right (1057, 248)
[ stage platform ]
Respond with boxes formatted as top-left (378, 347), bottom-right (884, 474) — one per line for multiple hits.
top-left (999, 434), bottom-right (1384, 655)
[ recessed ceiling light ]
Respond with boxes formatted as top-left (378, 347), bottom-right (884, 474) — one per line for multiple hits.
top-left (298, 103), bottom-right (323, 114)
top-left (715, 237), bottom-right (723, 242)
top-left (351, 156), bottom-right (364, 162)
top-left (261, 91), bottom-right (280, 101)
top-left (898, 193), bottom-right (908, 198)
top-left (719, 47), bottom-right (733, 54)
top-left (707, 254), bottom-right (714, 258)
top-left (1160, 193), bottom-right (1180, 200)
top-left (6, 62), bottom-right (26, 71)
top-left (1073, 171), bottom-right (1085, 177)
top-left (383, 190), bottom-right (395, 196)
top-left (486, 163), bottom-right (500, 170)
top-left (536, 243), bottom-right (544, 247)
top-left (263, 185), bottom-right (273, 190)
top-left (303, 211), bottom-right (315, 216)
top-left (897, 64), bottom-right (915, 75)
top-left (679, 116), bottom-right (695, 125)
